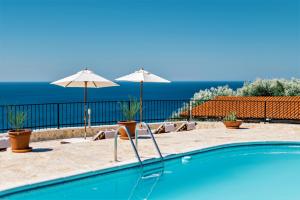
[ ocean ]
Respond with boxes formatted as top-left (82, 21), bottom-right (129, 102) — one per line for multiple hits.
top-left (0, 81), bottom-right (244, 132)
top-left (0, 81), bottom-right (243, 105)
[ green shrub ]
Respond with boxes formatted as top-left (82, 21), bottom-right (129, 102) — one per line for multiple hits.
top-left (237, 79), bottom-right (287, 96)
top-left (223, 112), bottom-right (237, 122)
top-left (283, 78), bottom-right (300, 96)
top-left (119, 97), bottom-right (140, 121)
top-left (8, 110), bottom-right (27, 131)
top-left (192, 85), bottom-right (236, 101)
top-left (191, 78), bottom-right (300, 100)
top-left (173, 78), bottom-right (300, 119)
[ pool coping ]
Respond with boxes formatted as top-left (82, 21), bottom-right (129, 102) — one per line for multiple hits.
top-left (1, 140), bottom-right (300, 197)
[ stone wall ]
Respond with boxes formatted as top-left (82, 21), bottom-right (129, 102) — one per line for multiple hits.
top-left (30, 122), bottom-right (185, 142)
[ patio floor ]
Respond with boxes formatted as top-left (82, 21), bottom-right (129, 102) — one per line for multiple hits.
top-left (1, 122), bottom-right (300, 191)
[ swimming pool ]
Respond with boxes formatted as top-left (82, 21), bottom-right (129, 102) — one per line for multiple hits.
top-left (1, 142), bottom-right (300, 200)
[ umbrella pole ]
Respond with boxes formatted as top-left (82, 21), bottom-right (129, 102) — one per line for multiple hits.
top-left (140, 81), bottom-right (143, 127)
top-left (84, 81), bottom-right (87, 139)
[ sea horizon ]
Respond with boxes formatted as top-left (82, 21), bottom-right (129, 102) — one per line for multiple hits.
top-left (0, 81), bottom-right (244, 105)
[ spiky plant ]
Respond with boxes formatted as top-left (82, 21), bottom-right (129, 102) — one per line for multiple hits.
top-left (119, 97), bottom-right (140, 121)
top-left (8, 110), bottom-right (27, 131)
top-left (223, 112), bottom-right (237, 122)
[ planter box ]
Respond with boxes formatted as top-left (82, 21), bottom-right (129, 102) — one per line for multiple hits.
top-left (223, 120), bottom-right (243, 129)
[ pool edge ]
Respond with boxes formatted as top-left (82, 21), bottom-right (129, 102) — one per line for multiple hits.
top-left (1, 140), bottom-right (300, 197)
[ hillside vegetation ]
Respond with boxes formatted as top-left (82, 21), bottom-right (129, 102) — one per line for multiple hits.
top-left (192, 78), bottom-right (300, 101)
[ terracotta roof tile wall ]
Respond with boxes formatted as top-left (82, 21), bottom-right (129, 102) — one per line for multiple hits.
top-left (182, 96), bottom-right (300, 120)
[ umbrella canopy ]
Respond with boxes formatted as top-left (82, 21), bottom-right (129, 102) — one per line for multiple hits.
top-left (52, 69), bottom-right (119, 88)
top-left (116, 68), bottom-right (170, 83)
top-left (51, 68), bottom-right (119, 138)
top-left (116, 68), bottom-right (170, 125)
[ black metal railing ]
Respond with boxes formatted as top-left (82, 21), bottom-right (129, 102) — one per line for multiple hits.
top-left (0, 100), bottom-right (190, 132)
top-left (1, 99), bottom-right (299, 133)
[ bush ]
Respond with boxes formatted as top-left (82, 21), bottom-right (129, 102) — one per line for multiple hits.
top-left (191, 78), bottom-right (300, 100)
top-left (8, 110), bottom-right (27, 131)
top-left (237, 79), bottom-right (287, 96)
top-left (173, 78), bottom-right (300, 119)
top-left (192, 85), bottom-right (236, 101)
top-left (119, 97), bottom-right (140, 121)
top-left (223, 112), bottom-right (237, 122)
top-left (283, 78), bottom-right (300, 96)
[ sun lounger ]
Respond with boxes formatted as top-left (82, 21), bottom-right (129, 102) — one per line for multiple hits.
top-left (60, 138), bottom-right (89, 144)
top-left (0, 135), bottom-right (9, 151)
top-left (153, 122), bottom-right (176, 134)
top-left (61, 129), bottom-right (116, 144)
top-left (186, 121), bottom-right (197, 130)
top-left (136, 127), bottom-right (148, 136)
top-left (0, 138), bottom-right (9, 151)
top-left (92, 132), bottom-right (105, 141)
top-left (176, 121), bottom-right (197, 132)
top-left (93, 129), bottom-right (116, 141)
top-left (136, 127), bottom-right (152, 138)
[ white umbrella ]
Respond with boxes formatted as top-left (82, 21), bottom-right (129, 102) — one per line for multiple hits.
top-left (51, 68), bottom-right (119, 138)
top-left (116, 68), bottom-right (170, 124)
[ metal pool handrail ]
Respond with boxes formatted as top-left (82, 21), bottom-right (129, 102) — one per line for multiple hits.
top-left (139, 122), bottom-right (164, 161)
top-left (114, 123), bottom-right (164, 167)
top-left (114, 126), bottom-right (143, 166)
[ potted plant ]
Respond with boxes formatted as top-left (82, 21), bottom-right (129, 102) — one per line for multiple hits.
top-left (223, 112), bottom-right (242, 129)
top-left (118, 98), bottom-right (140, 140)
top-left (8, 110), bottom-right (32, 153)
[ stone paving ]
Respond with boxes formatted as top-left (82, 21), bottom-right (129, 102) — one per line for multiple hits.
top-left (1, 122), bottom-right (300, 191)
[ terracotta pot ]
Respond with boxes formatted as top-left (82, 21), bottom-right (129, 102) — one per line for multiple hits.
top-left (117, 121), bottom-right (137, 140)
top-left (8, 129), bottom-right (32, 153)
top-left (223, 120), bottom-right (243, 129)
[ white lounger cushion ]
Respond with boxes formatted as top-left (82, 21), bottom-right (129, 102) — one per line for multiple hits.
top-left (61, 138), bottom-right (89, 144)
top-left (92, 129), bottom-right (116, 140)
top-left (136, 128), bottom-right (148, 136)
top-left (186, 122), bottom-right (196, 131)
top-left (164, 123), bottom-right (176, 132)
top-left (104, 129), bottom-right (116, 139)
top-left (0, 137), bottom-right (10, 149)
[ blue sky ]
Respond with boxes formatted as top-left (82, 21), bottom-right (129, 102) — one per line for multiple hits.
top-left (0, 0), bottom-right (299, 81)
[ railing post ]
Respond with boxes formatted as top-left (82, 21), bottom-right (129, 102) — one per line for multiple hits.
top-left (57, 103), bottom-right (60, 129)
top-left (128, 100), bottom-right (131, 117)
top-left (188, 100), bottom-right (191, 121)
top-left (264, 101), bottom-right (267, 123)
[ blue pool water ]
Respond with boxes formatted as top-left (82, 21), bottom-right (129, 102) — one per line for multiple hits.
top-left (1, 143), bottom-right (300, 200)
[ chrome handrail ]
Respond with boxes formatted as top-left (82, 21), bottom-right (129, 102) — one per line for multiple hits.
top-left (114, 126), bottom-right (143, 166)
top-left (140, 122), bottom-right (164, 161)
